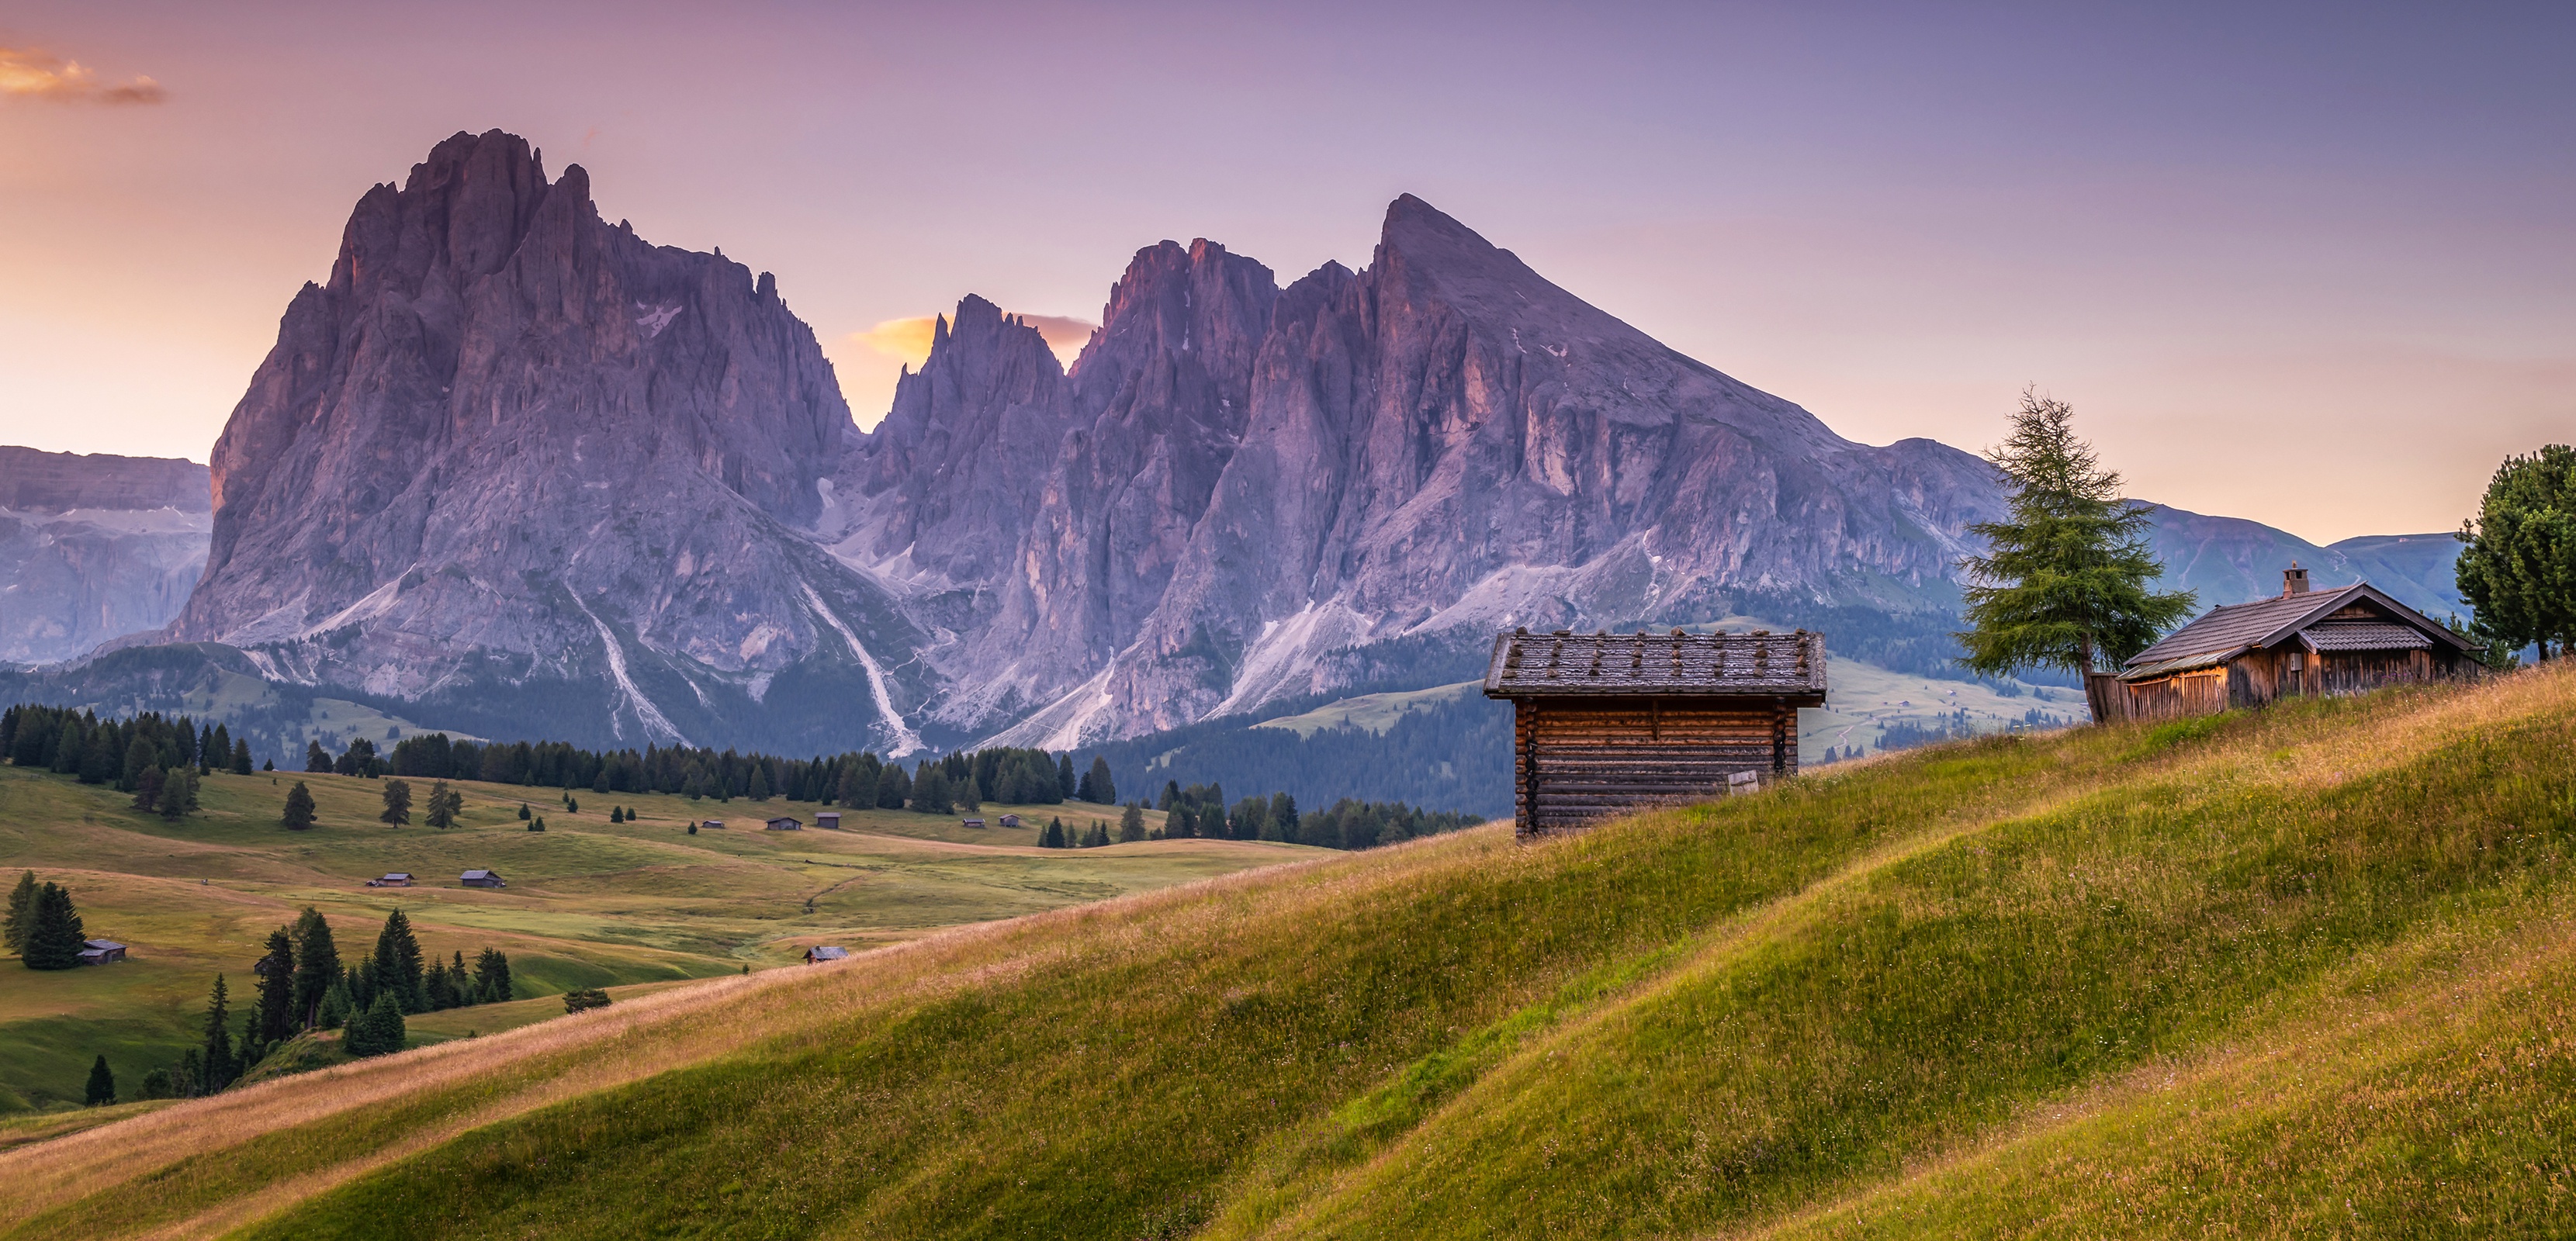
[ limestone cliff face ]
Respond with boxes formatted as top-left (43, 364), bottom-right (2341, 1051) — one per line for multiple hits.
top-left (898, 198), bottom-right (2013, 745)
top-left (0, 448), bottom-right (210, 664)
top-left (167, 130), bottom-right (924, 752)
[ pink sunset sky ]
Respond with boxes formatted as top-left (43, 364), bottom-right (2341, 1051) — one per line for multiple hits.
top-left (1, 1), bottom-right (2567, 541)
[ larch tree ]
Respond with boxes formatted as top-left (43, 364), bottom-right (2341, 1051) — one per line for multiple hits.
top-left (380, 778), bottom-right (413, 826)
top-left (282, 781), bottom-right (317, 831)
top-left (1956, 389), bottom-right (2196, 679)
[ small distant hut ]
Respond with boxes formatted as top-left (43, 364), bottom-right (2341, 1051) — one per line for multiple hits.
top-left (996, 814), bottom-right (1021, 828)
top-left (77, 939), bottom-right (126, 966)
top-left (460, 869), bottom-right (507, 889)
top-left (816, 812), bottom-right (842, 830)
top-left (700, 819), bottom-right (726, 831)
top-left (805, 945), bottom-right (850, 963)
top-left (765, 816), bottom-right (802, 831)
top-left (961, 818), bottom-right (986, 830)
top-left (366, 873), bottom-right (414, 887)
top-left (1484, 627), bottom-right (1827, 838)
top-left (2093, 567), bottom-right (2479, 723)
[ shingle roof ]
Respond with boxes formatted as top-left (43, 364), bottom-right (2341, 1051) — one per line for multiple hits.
top-left (808, 946), bottom-right (850, 960)
top-left (2123, 582), bottom-right (2468, 679)
top-left (461, 869), bottom-right (497, 880)
top-left (84, 939), bottom-right (125, 951)
top-left (2302, 620), bottom-right (2432, 652)
top-left (1484, 628), bottom-right (1826, 700)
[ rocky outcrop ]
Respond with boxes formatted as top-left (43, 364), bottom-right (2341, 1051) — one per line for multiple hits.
top-left (0, 448), bottom-right (211, 663)
top-left (161, 130), bottom-right (925, 752)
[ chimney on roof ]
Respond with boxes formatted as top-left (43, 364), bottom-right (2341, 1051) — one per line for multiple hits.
top-left (2283, 562), bottom-right (2310, 596)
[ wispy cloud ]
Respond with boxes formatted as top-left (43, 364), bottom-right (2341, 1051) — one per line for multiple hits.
top-left (0, 47), bottom-right (166, 104)
top-left (850, 311), bottom-right (1094, 369)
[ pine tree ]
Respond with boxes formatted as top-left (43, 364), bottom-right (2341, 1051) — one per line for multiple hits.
top-left (424, 781), bottom-right (455, 828)
top-left (23, 882), bottom-right (85, 970)
top-left (1119, 802), bottom-right (1145, 843)
top-left (316, 981), bottom-right (352, 1030)
top-left (1957, 389), bottom-right (2196, 679)
top-left (1267, 793), bottom-right (1298, 843)
top-left (609, 806), bottom-right (624, 824)
top-left (374, 909), bottom-right (425, 1012)
top-left (747, 764), bottom-right (770, 801)
top-left (197, 724), bottom-right (217, 774)
top-left (282, 781), bottom-right (317, 831)
top-left (344, 992), bottom-right (406, 1056)
top-left (254, 925), bottom-right (296, 1042)
top-left (836, 762), bottom-right (874, 809)
top-left (1082, 821), bottom-right (1110, 848)
top-left (159, 768), bottom-right (198, 821)
top-left (1040, 817), bottom-right (1065, 848)
top-left (305, 740), bottom-right (332, 773)
top-left (473, 947), bottom-right (514, 1004)
top-left (230, 738), bottom-right (254, 776)
top-left (211, 724), bottom-right (233, 769)
top-left (130, 766), bottom-right (165, 813)
top-left (290, 907), bottom-right (340, 1028)
top-left (1085, 757), bottom-right (1117, 805)
top-left (877, 764), bottom-right (909, 810)
top-left (518, 802), bottom-right (531, 821)
top-left (1057, 753), bottom-right (1078, 800)
top-left (3, 870), bottom-right (36, 955)
top-left (380, 778), bottom-right (412, 826)
top-left (84, 1054), bottom-right (116, 1106)
top-left (199, 974), bottom-right (237, 1093)
top-left (914, 765), bottom-right (952, 815)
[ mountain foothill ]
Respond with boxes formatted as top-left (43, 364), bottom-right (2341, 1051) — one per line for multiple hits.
top-left (0, 129), bottom-right (2464, 761)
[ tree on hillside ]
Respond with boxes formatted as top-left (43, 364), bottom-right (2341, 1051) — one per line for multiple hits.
top-left (131, 766), bottom-right (166, 813)
top-left (380, 778), bottom-right (413, 826)
top-left (291, 907), bottom-right (341, 1028)
top-left (473, 947), bottom-right (514, 1004)
top-left (2457, 444), bottom-right (2575, 662)
top-left (876, 764), bottom-right (910, 810)
top-left (282, 781), bottom-right (317, 830)
top-left (1056, 753), bottom-right (1078, 800)
top-left (22, 882), bottom-right (86, 970)
top-left (424, 780), bottom-right (457, 828)
top-left (254, 926), bottom-right (297, 1042)
top-left (1956, 389), bottom-right (2196, 680)
top-left (343, 991), bottom-right (406, 1056)
top-left (3, 870), bottom-right (36, 955)
top-left (1080, 757), bottom-right (1117, 806)
top-left (159, 767), bottom-right (199, 821)
top-left (305, 740), bottom-right (332, 773)
top-left (747, 764), bottom-right (770, 801)
top-left (914, 765), bottom-right (952, 815)
top-left (374, 909), bottom-right (425, 1012)
top-left (84, 1054), bottom-right (115, 1106)
top-left (1118, 802), bottom-right (1145, 842)
top-left (518, 801), bottom-right (531, 821)
top-left (199, 975), bottom-right (237, 1094)
top-left (230, 738), bottom-right (254, 776)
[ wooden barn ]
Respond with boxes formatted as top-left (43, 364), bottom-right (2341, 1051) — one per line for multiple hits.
top-left (764, 816), bottom-right (802, 831)
top-left (459, 869), bottom-right (507, 889)
top-left (1484, 627), bottom-right (1827, 838)
top-left (815, 812), bottom-right (842, 830)
top-left (2091, 566), bottom-right (2479, 723)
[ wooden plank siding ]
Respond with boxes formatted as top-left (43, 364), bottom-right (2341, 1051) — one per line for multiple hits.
top-left (1509, 697), bottom-right (1796, 836)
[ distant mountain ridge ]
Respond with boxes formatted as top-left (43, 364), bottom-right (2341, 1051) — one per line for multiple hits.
top-left (3, 131), bottom-right (2470, 755)
top-left (0, 448), bottom-right (209, 664)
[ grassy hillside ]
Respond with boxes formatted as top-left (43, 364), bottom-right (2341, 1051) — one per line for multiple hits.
top-left (7, 665), bottom-right (2575, 1238)
top-left (0, 762), bottom-right (1294, 1115)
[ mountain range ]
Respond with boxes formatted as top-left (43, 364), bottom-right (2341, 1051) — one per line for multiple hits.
top-left (0, 130), bottom-right (2467, 762)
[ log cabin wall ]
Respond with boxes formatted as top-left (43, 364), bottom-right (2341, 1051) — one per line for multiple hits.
top-left (1510, 697), bottom-right (1793, 837)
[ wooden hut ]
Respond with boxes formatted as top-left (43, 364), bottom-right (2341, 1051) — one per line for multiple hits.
top-left (805, 945), bottom-right (850, 963)
top-left (460, 869), bottom-right (507, 889)
top-left (77, 939), bottom-right (126, 966)
top-left (2092, 567), bottom-right (2478, 723)
top-left (997, 814), bottom-right (1021, 828)
top-left (366, 873), bottom-right (415, 887)
top-left (764, 816), bottom-right (802, 831)
top-left (961, 818), bottom-right (986, 830)
top-left (1484, 627), bottom-right (1827, 838)
top-left (815, 812), bottom-right (842, 830)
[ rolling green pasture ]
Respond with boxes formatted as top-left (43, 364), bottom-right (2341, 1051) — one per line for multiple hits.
top-left (0, 762), bottom-right (1306, 1115)
top-left (7, 664), bottom-right (2574, 1237)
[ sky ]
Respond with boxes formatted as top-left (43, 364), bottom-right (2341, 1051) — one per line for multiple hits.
top-left (0, 2), bottom-right (2567, 542)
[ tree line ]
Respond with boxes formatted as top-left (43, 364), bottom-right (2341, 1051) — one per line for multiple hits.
top-left (1, 705), bottom-right (258, 821)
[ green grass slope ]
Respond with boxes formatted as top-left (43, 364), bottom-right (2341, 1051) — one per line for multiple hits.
top-left (6, 665), bottom-right (2575, 1238)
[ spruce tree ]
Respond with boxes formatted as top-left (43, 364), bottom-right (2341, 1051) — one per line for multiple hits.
top-left (159, 768), bottom-right (198, 820)
top-left (914, 765), bottom-right (951, 814)
top-left (23, 882), bottom-right (85, 970)
top-left (1119, 802), bottom-right (1145, 843)
top-left (5, 869), bottom-right (38, 955)
top-left (197, 724), bottom-right (217, 774)
top-left (84, 1054), bottom-right (115, 1106)
top-left (230, 738), bottom-right (254, 776)
top-left (748, 763), bottom-right (770, 801)
top-left (1057, 753), bottom-right (1078, 800)
top-left (518, 802), bottom-right (531, 821)
top-left (254, 926), bottom-right (296, 1042)
top-left (473, 947), bottom-right (513, 1004)
top-left (282, 781), bottom-right (317, 831)
top-left (305, 740), bottom-right (332, 773)
top-left (290, 907), bottom-right (340, 1028)
top-left (374, 909), bottom-right (425, 1012)
top-left (345, 992), bottom-right (406, 1056)
top-left (131, 766), bottom-right (165, 813)
top-left (424, 781), bottom-right (455, 828)
top-left (1085, 757), bottom-right (1116, 806)
top-left (199, 975), bottom-right (237, 1093)
top-left (380, 778), bottom-right (412, 826)
top-left (1040, 817), bottom-right (1065, 848)
top-left (1956, 389), bottom-right (2196, 679)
